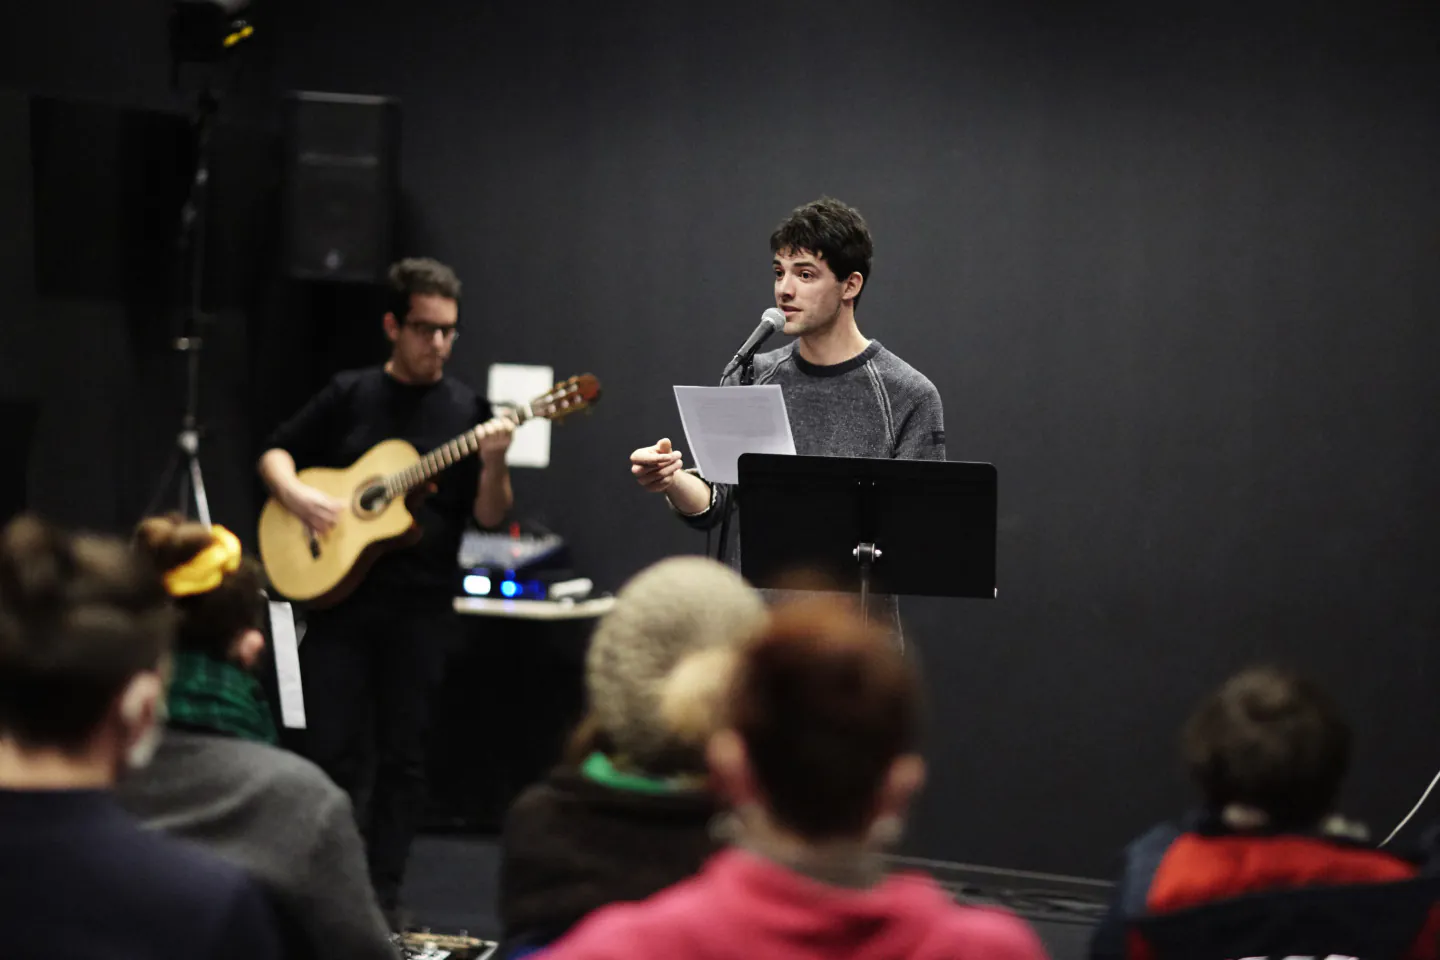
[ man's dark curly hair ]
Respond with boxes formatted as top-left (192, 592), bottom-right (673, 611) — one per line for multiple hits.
top-left (385, 257), bottom-right (462, 321)
top-left (770, 197), bottom-right (874, 308)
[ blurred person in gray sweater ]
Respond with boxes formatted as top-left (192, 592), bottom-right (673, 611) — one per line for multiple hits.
top-left (119, 514), bottom-right (396, 960)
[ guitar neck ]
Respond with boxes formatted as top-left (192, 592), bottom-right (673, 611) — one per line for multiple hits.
top-left (385, 404), bottom-right (533, 498)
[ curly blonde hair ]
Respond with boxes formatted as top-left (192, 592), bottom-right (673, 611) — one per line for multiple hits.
top-left (580, 557), bottom-right (766, 775)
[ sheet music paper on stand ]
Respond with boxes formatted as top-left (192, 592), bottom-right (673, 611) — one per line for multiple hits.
top-left (673, 385), bottom-right (795, 484)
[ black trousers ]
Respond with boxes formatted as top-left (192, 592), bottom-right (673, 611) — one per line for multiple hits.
top-left (298, 595), bottom-right (455, 909)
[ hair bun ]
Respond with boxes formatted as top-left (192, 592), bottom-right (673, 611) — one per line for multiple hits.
top-left (658, 646), bottom-right (737, 750)
top-left (133, 514), bottom-right (217, 574)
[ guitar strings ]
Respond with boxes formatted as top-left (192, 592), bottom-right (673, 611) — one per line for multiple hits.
top-left (375, 383), bottom-right (588, 499)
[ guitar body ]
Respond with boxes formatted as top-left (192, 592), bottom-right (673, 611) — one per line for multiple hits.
top-left (258, 439), bottom-right (423, 607)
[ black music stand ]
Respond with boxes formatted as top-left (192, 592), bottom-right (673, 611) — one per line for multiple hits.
top-left (737, 454), bottom-right (997, 622)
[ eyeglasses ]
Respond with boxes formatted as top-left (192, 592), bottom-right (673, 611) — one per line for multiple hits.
top-left (403, 320), bottom-right (460, 342)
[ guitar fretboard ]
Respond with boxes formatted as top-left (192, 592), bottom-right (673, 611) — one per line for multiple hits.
top-left (382, 406), bottom-right (533, 500)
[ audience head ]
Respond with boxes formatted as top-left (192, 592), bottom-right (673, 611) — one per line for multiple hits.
top-left (133, 515), bottom-right (266, 670)
top-left (1183, 665), bottom-right (1350, 830)
top-left (0, 514), bottom-right (173, 780)
top-left (709, 597), bottom-right (925, 844)
top-left (580, 556), bottom-right (767, 776)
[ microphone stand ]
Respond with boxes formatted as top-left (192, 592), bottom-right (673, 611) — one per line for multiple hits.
top-left (710, 353), bottom-right (756, 564)
top-left (738, 353), bottom-right (757, 387)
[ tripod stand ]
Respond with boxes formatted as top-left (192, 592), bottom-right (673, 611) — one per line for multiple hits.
top-left (143, 89), bottom-right (221, 527)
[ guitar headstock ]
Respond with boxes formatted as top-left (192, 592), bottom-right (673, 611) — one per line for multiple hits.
top-left (533, 373), bottom-right (601, 422)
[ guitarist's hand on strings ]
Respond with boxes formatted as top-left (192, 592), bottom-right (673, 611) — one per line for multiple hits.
top-left (279, 482), bottom-right (345, 535)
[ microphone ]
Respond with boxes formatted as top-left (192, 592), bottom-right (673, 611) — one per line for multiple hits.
top-left (722, 308), bottom-right (786, 380)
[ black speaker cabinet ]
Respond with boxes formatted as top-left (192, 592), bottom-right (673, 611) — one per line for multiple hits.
top-left (282, 92), bottom-right (400, 283)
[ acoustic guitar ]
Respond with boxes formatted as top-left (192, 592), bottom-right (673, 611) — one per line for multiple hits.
top-left (258, 374), bottom-right (601, 607)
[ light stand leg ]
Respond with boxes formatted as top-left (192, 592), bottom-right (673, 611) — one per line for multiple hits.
top-left (143, 447), bottom-right (182, 520)
top-left (177, 470), bottom-right (190, 517)
top-left (181, 428), bottom-right (211, 527)
top-left (188, 454), bottom-right (211, 528)
top-left (141, 88), bottom-right (219, 529)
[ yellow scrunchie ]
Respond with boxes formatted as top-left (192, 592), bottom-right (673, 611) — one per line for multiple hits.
top-left (163, 525), bottom-right (243, 598)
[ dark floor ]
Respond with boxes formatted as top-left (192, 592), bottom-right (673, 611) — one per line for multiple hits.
top-left (404, 835), bottom-right (1105, 960)
top-left (405, 835), bottom-right (504, 939)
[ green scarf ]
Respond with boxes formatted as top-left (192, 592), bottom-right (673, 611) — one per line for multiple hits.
top-left (166, 650), bottom-right (278, 745)
top-left (581, 751), bottom-right (697, 795)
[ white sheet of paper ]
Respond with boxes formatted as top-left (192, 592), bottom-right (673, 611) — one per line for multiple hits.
top-left (267, 601), bottom-right (307, 729)
top-left (488, 363), bottom-right (555, 468)
top-left (673, 385), bottom-right (796, 485)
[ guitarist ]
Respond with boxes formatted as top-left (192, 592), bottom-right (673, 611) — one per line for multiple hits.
top-left (257, 257), bottom-right (514, 928)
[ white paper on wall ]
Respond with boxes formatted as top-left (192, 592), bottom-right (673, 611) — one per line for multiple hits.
top-left (488, 363), bottom-right (556, 468)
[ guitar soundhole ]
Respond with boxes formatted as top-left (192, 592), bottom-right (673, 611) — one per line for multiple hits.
top-left (357, 484), bottom-right (389, 515)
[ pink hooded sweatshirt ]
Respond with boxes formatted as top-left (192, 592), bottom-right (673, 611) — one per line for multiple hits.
top-left (543, 849), bottom-right (1049, 960)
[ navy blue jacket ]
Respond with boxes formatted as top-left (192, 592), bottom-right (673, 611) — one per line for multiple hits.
top-left (0, 788), bottom-right (283, 960)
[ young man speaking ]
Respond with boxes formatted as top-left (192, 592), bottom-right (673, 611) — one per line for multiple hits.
top-left (630, 197), bottom-right (946, 627)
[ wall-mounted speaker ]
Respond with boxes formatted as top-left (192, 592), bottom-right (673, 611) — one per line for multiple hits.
top-left (282, 91), bottom-right (400, 283)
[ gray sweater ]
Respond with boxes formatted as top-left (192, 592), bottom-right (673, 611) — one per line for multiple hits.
top-left (678, 339), bottom-right (946, 624)
top-left (118, 730), bottom-right (397, 960)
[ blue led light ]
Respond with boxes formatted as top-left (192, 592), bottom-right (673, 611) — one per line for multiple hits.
top-left (500, 580), bottom-right (520, 598)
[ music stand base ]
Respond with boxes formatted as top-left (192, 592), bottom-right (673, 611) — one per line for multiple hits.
top-left (853, 542), bottom-right (881, 627)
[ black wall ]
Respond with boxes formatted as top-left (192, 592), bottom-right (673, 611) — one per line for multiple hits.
top-left (3, 1), bottom-right (1439, 878)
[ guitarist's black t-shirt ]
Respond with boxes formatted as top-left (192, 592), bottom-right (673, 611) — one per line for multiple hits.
top-left (267, 366), bottom-right (492, 605)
